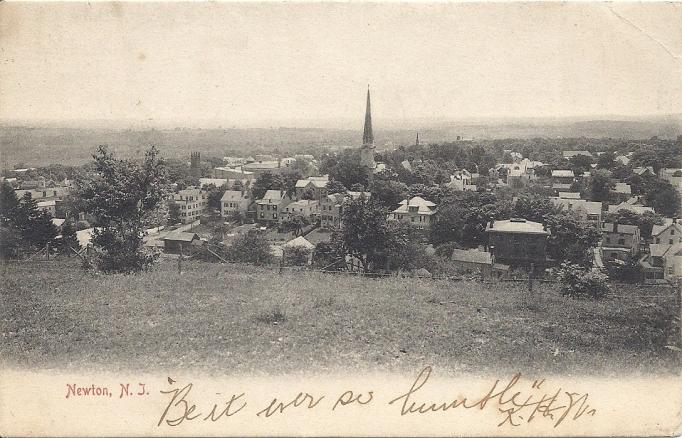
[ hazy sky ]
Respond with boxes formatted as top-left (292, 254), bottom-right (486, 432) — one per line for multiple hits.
top-left (1, 2), bottom-right (681, 126)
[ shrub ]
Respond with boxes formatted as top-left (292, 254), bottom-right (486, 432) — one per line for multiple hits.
top-left (607, 259), bottom-right (643, 283)
top-left (76, 220), bottom-right (91, 231)
top-left (557, 262), bottom-right (609, 299)
top-left (226, 230), bottom-right (273, 265)
top-left (282, 245), bottom-right (311, 266)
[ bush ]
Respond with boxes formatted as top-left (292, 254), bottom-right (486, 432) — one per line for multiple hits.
top-left (557, 262), bottom-right (609, 299)
top-left (607, 259), bottom-right (643, 283)
top-left (226, 230), bottom-right (273, 265)
top-left (76, 220), bottom-right (91, 231)
top-left (282, 245), bottom-right (311, 266)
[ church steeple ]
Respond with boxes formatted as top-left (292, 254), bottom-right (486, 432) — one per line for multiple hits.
top-left (359, 86), bottom-right (376, 171)
top-left (415, 132), bottom-right (420, 147)
top-left (362, 87), bottom-right (374, 148)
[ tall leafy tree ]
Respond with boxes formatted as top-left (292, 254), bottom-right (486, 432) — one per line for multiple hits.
top-left (334, 197), bottom-right (407, 272)
top-left (77, 145), bottom-right (170, 273)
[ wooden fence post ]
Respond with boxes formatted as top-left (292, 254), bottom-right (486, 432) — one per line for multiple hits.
top-left (178, 243), bottom-right (183, 274)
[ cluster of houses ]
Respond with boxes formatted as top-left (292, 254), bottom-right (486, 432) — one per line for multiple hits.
top-left (3, 175), bottom-right (72, 218)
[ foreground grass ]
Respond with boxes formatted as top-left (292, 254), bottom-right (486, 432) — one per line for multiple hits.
top-left (0, 259), bottom-right (679, 376)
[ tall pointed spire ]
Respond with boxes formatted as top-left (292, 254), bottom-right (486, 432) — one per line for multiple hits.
top-left (362, 86), bottom-right (374, 147)
top-left (415, 132), bottom-right (420, 147)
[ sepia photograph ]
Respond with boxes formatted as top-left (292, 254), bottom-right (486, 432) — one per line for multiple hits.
top-left (0, 1), bottom-right (681, 435)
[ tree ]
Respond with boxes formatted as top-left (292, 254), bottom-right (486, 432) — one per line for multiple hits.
top-left (168, 203), bottom-right (181, 225)
top-left (312, 239), bottom-right (346, 271)
top-left (226, 230), bottom-right (272, 265)
top-left (326, 180), bottom-right (347, 195)
top-left (0, 224), bottom-right (22, 259)
top-left (206, 184), bottom-right (227, 210)
top-left (14, 193), bottom-right (58, 249)
top-left (596, 151), bottom-right (616, 170)
top-left (251, 172), bottom-right (278, 200)
top-left (644, 180), bottom-right (681, 217)
top-left (513, 194), bottom-right (560, 223)
top-left (57, 220), bottom-right (80, 253)
top-left (545, 212), bottom-right (600, 266)
top-left (370, 179), bottom-right (408, 208)
top-left (335, 197), bottom-right (405, 272)
top-left (319, 149), bottom-right (368, 189)
top-left (77, 145), bottom-right (170, 273)
top-left (0, 181), bottom-right (20, 225)
top-left (588, 169), bottom-right (613, 202)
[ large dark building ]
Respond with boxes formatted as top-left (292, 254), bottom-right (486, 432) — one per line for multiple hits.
top-left (486, 218), bottom-right (549, 268)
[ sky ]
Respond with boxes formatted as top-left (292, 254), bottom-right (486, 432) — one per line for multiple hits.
top-left (1, 2), bottom-right (681, 127)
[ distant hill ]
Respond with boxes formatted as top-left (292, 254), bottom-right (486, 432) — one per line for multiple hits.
top-left (1, 116), bottom-right (680, 167)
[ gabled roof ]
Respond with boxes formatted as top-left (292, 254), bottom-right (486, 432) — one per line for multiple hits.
top-left (199, 178), bottom-right (228, 188)
top-left (347, 191), bottom-right (371, 200)
top-left (562, 150), bottom-right (593, 158)
top-left (392, 196), bottom-right (437, 214)
top-left (284, 236), bottom-right (314, 250)
top-left (287, 199), bottom-right (318, 209)
top-left (611, 183), bottom-right (632, 195)
top-left (652, 221), bottom-right (682, 237)
top-left (558, 192), bottom-right (581, 199)
top-left (601, 223), bottom-right (639, 235)
top-left (486, 219), bottom-right (548, 235)
top-left (258, 190), bottom-right (287, 203)
top-left (648, 244), bottom-right (673, 257)
top-left (615, 155), bottom-right (630, 165)
top-left (633, 166), bottom-right (654, 175)
top-left (451, 249), bottom-right (492, 265)
top-left (221, 190), bottom-right (248, 202)
top-left (551, 170), bottom-right (575, 178)
top-left (163, 231), bottom-right (200, 242)
top-left (607, 204), bottom-right (654, 215)
top-left (295, 178), bottom-right (329, 189)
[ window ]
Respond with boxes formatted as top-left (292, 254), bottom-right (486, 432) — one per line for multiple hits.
top-left (668, 267), bottom-right (674, 274)
top-left (670, 239), bottom-right (674, 244)
top-left (618, 238), bottom-right (625, 245)
top-left (42, 191), bottom-right (46, 197)
top-left (260, 213), bottom-right (264, 218)
top-left (273, 213), bottom-right (278, 219)
top-left (672, 229), bottom-right (675, 235)
top-left (605, 237), bottom-right (610, 244)
top-left (656, 237), bottom-right (660, 243)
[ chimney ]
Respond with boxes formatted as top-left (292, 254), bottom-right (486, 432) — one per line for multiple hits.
top-left (613, 221), bottom-right (618, 233)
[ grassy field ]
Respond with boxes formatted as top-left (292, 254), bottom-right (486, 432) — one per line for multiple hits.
top-left (0, 259), bottom-right (679, 376)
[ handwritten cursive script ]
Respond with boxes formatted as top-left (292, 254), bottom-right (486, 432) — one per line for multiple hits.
top-left (389, 367), bottom-right (596, 427)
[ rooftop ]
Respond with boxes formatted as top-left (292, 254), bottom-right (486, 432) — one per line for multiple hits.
top-left (601, 222), bottom-right (639, 235)
top-left (486, 219), bottom-right (548, 235)
top-left (392, 196), bottom-right (437, 214)
top-left (551, 169), bottom-right (575, 178)
top-left (451, 248), bottom-right (492, 265)
top-left (221, 190), bottom-right (248, 202)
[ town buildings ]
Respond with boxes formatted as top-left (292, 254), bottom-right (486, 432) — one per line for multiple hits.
top-left (551, 169), bottom-right (575, 193)
top-left (256, 190), bottom-right (292, 224)
top-left (550, 194), bottom-right (602, 225)
top-left (600, 222), bottom-right (640, 263)
top-left (172, 187), bottom-right (209, 224)
top-left (295, 176), bottom-right (329, 200)
top-left (388, 196), bottom-right (437, 230)
top-left (282, 200), bottom-right (319, 221)
top-left (485, 219), bottom-right (549, 267)
top-left (220, 190), bottom-right (251, 218)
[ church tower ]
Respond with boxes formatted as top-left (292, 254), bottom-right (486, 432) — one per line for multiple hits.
top-left (359, 87), bottom-right (376, 170)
